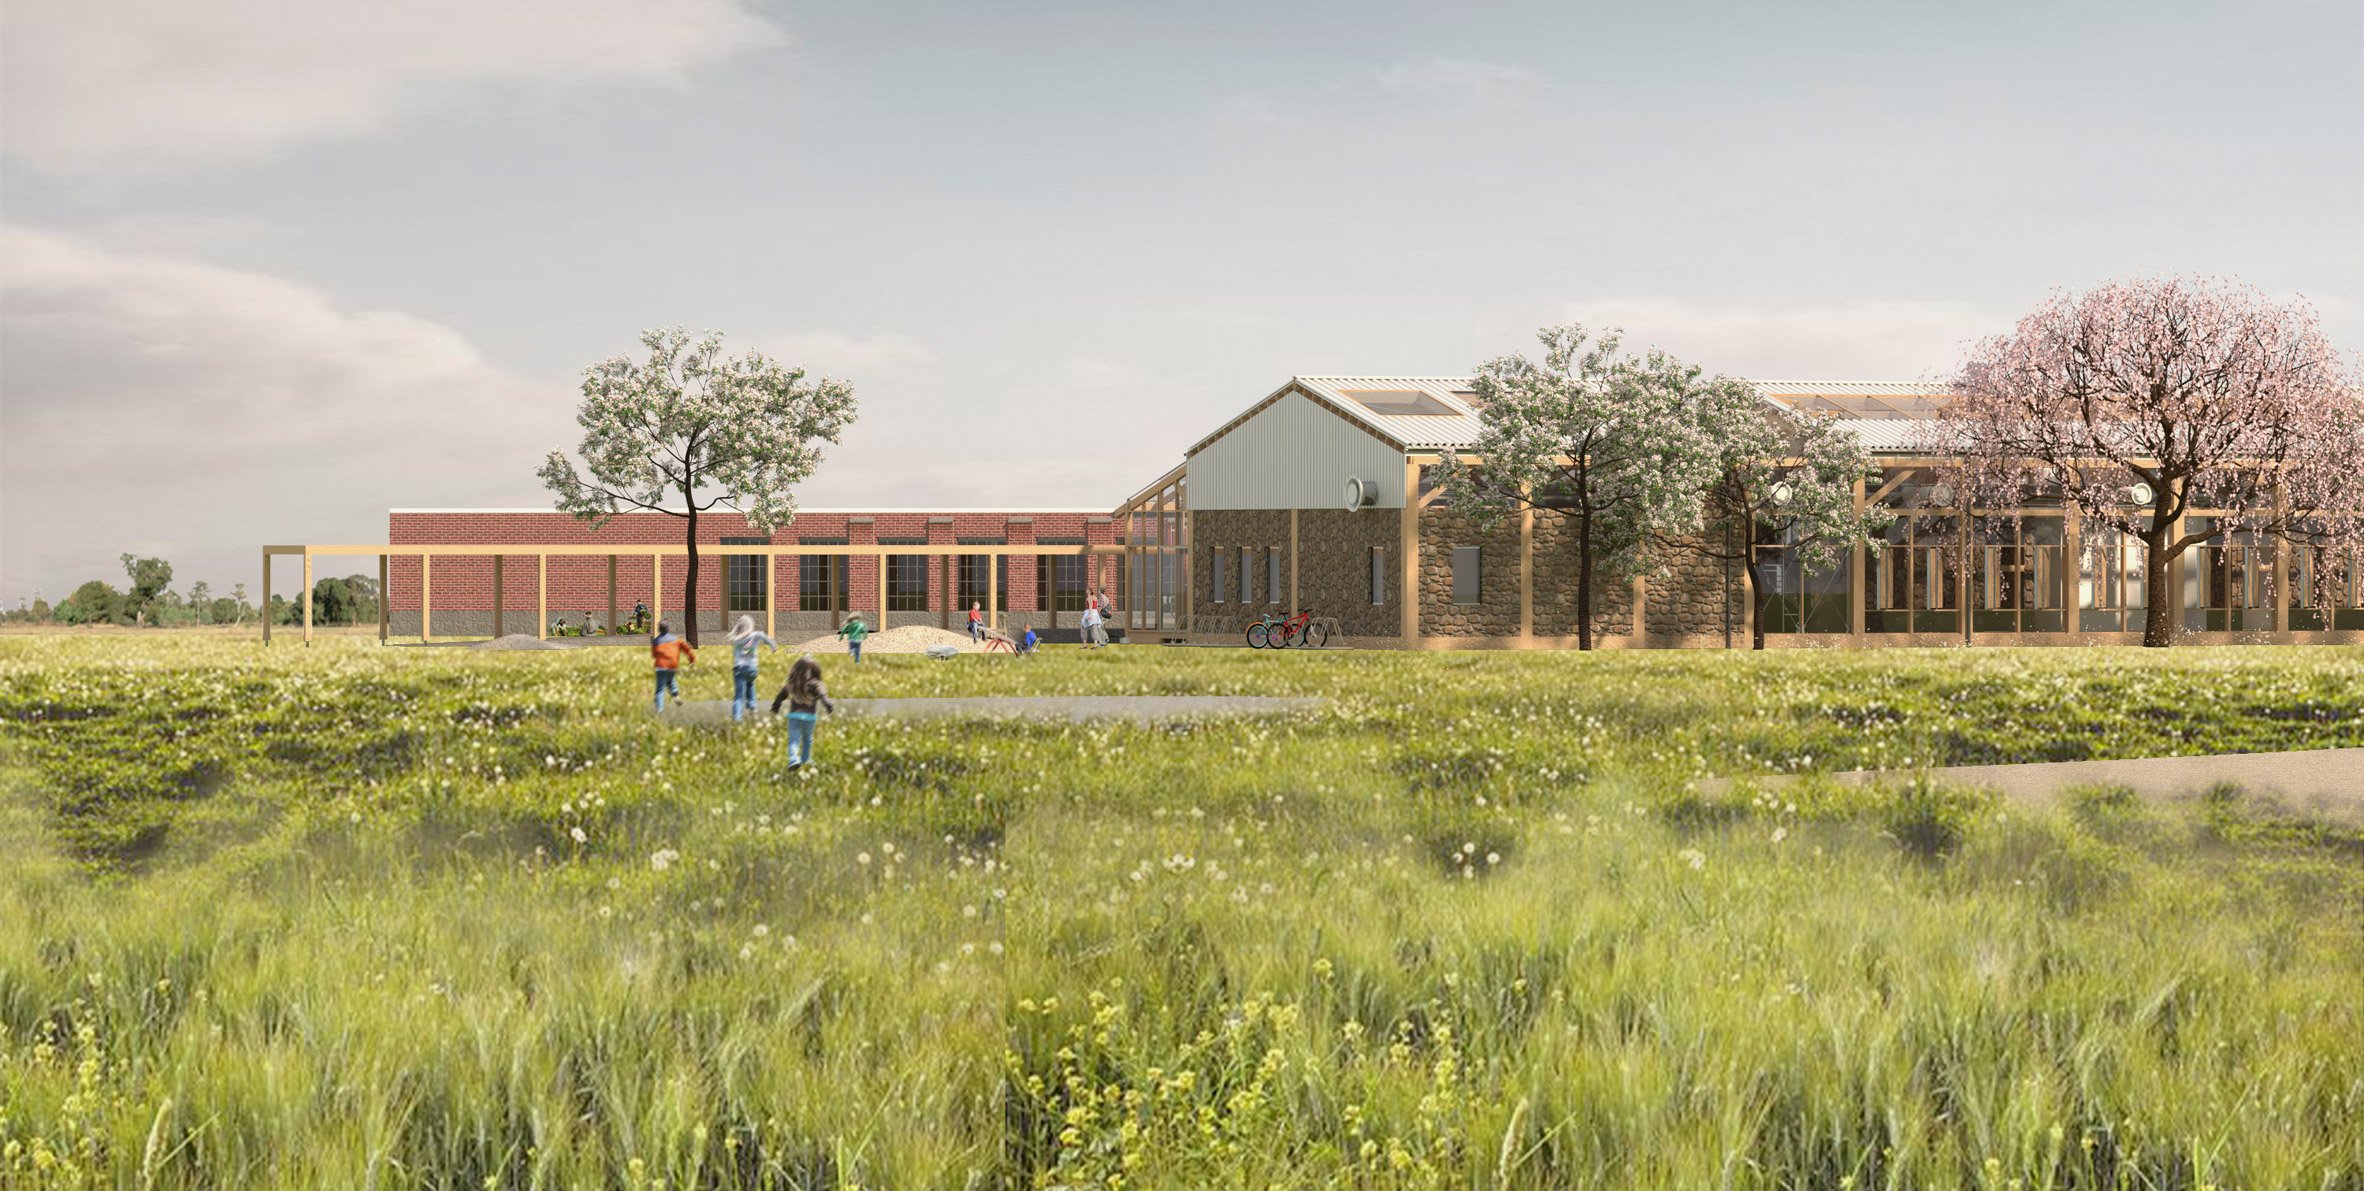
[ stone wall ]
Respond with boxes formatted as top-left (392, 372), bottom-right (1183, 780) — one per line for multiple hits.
top-left (1191, 509), bottom-right (1401, 639)
top-left (1416, 509), bottom-right (1523, 637)
top-left (1525, 514), bottom-right (1635, 639)
top-left (1293, 509), bottom-right (1401, 638)
top-left (1644, 534), bottom-right (1743, 642)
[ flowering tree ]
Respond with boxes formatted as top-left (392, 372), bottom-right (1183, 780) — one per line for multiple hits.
top-left (1677, 385), bottom-right (1888, 650)
top-left (1943, 278), bottom-right (2364, 647)
top-left (1438, 325), bottom-right (1733, 649)
top-left (539, 328), bottom-right (858, 645)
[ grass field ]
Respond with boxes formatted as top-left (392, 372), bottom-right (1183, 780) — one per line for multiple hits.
top-left (2, 636), bottom-right (2360, 1188)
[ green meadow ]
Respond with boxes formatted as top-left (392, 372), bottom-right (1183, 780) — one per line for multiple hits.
top-left (1, 637), bottom-right (2360, 1188)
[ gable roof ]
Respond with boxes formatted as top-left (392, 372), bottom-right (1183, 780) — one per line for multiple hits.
top-left (1188, 376), bottom-right (1955, 459)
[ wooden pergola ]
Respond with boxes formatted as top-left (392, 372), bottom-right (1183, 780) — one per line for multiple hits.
top-left (261, 541), bottom-right (1124, 646)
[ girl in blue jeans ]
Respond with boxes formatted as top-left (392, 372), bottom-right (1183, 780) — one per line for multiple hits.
top-left (769, 655), bottom-right (836, 769)
top-left (725, 615), bottom-right (778, 722)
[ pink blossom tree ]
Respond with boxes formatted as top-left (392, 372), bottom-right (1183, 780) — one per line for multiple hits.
top-left (1943, 278), bottom-right (2364, 647)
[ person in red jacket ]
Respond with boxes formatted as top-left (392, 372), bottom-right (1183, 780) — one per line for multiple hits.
top-left (650, 621), bottom-right (696, 711)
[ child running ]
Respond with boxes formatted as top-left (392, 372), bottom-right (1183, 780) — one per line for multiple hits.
top-left (837, 613), bottom-right (869, 663)
top-left (725, 614), bottom-right (778, 722)
top-left (650, 620), bottom-right (695, 711)
top-left (769, 654), bottom-right (837, 770)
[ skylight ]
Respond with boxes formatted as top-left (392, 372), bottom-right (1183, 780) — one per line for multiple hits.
top-left (1340, 388), bottom-right (1457, 416)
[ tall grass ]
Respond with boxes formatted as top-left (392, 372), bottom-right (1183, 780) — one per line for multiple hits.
top-left (1, 638), bottom-right (2359, 1187)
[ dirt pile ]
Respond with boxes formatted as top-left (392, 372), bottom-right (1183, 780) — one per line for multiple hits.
top-left (471, 634), bottom-right (567, 650)
top-left (790, 625), bottom-right (987, 655)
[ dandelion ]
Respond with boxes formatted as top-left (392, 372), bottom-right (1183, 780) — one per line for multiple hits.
top-left (1679, 848), bottom-right (1707, 871)
top-left (569, 826), bottom-right (587, 844)
top-left (649, 848), bottom-right (679, 872)
top-left (1770, 827), bottom-right (1788, 844)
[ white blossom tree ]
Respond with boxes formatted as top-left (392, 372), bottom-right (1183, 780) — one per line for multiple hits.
top-left (1438, 326), bottom-right (1731, 649)
top-left (539, 328), bottom-right (857, 644)
top-left (1943, 278), bottom-right (2364, 647)
top-left (1677, 385), bottom-right (1889, 650)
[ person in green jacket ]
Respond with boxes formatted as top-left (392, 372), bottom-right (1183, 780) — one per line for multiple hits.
top-left (837, 614), bottom-right (869, 663)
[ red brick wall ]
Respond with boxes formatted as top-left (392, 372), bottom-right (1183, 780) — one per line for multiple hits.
top-left (386, 510), bottom-right (1118, 620)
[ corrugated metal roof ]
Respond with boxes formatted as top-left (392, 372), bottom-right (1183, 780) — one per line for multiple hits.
top-left (1750, 380), bottom-right (1953, 397)
top-left (1292, 376), bottom-right (1489, 451)
top-left (1189, 376), bottom-right (1954, 459)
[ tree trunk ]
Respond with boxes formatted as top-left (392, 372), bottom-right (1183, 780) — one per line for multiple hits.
top-left (1576, 516), bottom-right (1595, 651)
top-left (2140, 533), bottom-right (2176, 648)
top-left (683, 497), bottom-right (701, 646)
top-left (1743, 543), bottom-right (1765, 651)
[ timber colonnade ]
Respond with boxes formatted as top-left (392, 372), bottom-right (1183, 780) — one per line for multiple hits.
top-left (259, 541), bottom-right (1124, 647)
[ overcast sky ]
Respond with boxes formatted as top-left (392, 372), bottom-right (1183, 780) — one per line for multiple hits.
top-left (3, 0), bottom-right (2358, 603)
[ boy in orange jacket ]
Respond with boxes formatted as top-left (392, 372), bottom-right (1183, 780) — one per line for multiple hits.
top-left (650, 620), bottom-right (696, 711)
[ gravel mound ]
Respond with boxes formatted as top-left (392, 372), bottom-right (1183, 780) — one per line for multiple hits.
top-left (791, 625), bottom-right (988, 655)
top-left (471, 634), bottom-right (567, 650)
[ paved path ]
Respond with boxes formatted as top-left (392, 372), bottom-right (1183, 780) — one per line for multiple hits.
top-left (1728, 748), bottom-right (2364, 823)
top-left (658, 695), bottom-right (1323, 727)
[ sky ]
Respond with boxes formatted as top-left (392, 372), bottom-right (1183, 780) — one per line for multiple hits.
top-left (3, 0), bottom-right (2359, 603)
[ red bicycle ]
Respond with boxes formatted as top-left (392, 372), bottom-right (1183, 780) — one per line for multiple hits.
top-left (1246, 610), bottom-right (1327, 649)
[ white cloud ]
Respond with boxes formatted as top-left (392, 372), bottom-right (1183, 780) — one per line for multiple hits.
top-left (1549, 297), bottom-right (2001, 380)
top-left (1, 0), bottom-right (782, 175)
top-left (0, 225), bottom-right (570, 599)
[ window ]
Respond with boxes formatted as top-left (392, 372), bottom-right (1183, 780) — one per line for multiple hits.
top-left (1267, 547), bottom-right (1283, 605)
top-left (722, 536), bottom-right (770, 612)
top-left (1369, 547), bottom-right (1386, 605)
top-left (1451, 546), bottom-right (1481, 605)
top-left (1038, 554), bottom-right (1086, 611)
top-left (798, 555), bottom-right (846, 612)
top-left (957, 554), bottom-right (1008, 611)
top-left (1239, 547), bottom-right (1254, 604)
top-left (1212, 549), bottom-right (1228, 603)
top-left (887, 555), bottom-right (929, 611)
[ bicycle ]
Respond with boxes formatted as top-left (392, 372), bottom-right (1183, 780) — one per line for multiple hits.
top-left (1246, 610), bottom-right (1327, 649)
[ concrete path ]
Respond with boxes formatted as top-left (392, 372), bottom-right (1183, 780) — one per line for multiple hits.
top-left (1734, 748), bottom-right (2364, 823)
top-left (657, 695), bottom-right (1323, 727)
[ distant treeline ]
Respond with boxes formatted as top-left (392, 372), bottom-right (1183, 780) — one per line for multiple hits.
top-left (6, 555), bottom-right (379, 628)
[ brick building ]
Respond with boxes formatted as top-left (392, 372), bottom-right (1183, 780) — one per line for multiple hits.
top-left (318, 373), bottom-right (2360, 648)
top-left (385, 508), bottom-right (1121, 638)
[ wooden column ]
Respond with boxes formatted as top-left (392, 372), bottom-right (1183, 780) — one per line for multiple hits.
top-left (421, 555), bottom-right (433, 641)
top-left (1958, 508), bottom-right (1973, 645)
top-left (988, 550), bottom-right (1000, 631)
top-left (261, 550), bottom-right (272, 646)
top-left (1519, 504), bottom-right (1534, 645)
top-left (301, 550), bottom-right (313, 646)
top-left (2272, 484), bottom-right (2290, 634)
top-left (1849, 476), bottom-right (1866, 637)
top-left (1289, 509), bottom-right (1300, 616)
top-left (876, 554), bottom-right (887, 629)
top-left (492, 555), bottom-right (505, 639)
top-left (651, 553), bottom-right (663, 629)
top-left (1631, 574), bottom-right (1647, 644)
top-left (2063, 504), bottom-right (2082, 633)
top-left (606, 555), bottom-right (618, 636)
top-left (1399, 458), bottom-right (1421, 648)
top-left (378, 554), bottom-right (389, 645)
top-left (536, 554), bottom-right (548, 640)
top-left (765, 551), bottom-right (776, 641)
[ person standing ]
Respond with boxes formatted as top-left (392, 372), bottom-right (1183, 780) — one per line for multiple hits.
top-left (837, 613), bottom-right (869, 663)
top-left (1078, 601), bottom-right (1101, 649)
top-left (650, 620), bottom-right (695, 711)
top-left (967, 601), bottom-right (985, 643)
top-left (726, 614), bottom-right (778, 722)
top-left (770, 654), bottom-right (837, 770)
